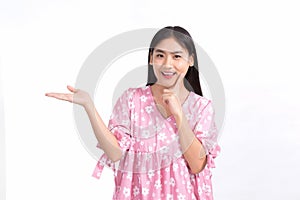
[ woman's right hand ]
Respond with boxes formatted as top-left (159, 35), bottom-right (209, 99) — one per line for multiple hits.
top-left (45, 85), bottom-right (93, 108)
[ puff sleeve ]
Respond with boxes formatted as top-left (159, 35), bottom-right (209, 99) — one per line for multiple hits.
top-left (106, 88), bottom-right (135, 151)
top-left (92, 88), bottom-right (135, 179)
top-left (193, 99), bottom-right (221, 168)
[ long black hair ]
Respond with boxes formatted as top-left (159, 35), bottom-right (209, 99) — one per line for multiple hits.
top-left (146, 26), bottom-right (203, 96)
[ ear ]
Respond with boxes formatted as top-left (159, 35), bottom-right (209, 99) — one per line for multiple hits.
top-left (149, 53), bottom-right (153, 65)
top-left (188, 54), bottom-right (194, 67)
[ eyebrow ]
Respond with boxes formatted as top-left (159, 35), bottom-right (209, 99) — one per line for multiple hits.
top-left (154, 48), bottom-right (184, 54)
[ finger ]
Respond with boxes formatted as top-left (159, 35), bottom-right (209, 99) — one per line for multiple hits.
top-left (45, 92), bottom-right (61, 98)
top-left (67, 85), bottom-right (78, 93)
top-left (163, 89), bottom-right (179, 100)
top-left (162, 94), bottom-right (171, 104)
top-left (163, 89), bottom-right (173, 94)
top-left (162, 94), bottom-right (177, 105)
top-left (45, 92), bottom-right (64, 100)
top-left (45, 93), bottom-right (73, 102)
top-left (171, 73), bottom-right (185, 90)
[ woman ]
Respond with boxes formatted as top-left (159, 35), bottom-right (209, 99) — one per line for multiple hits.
top-left (46, 26), bottom-right (220, 199)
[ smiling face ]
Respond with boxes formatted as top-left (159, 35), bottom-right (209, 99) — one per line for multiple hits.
top-left (149, 37), bottom-right (194, 88)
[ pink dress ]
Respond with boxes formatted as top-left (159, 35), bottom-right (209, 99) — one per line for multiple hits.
top-left (92, 85), bottom-right (220, 200)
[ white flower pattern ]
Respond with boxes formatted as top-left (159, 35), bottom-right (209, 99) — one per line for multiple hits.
top-left (142, 187), bottom-right (149, 196)
top-left (92, 86), bottom-right (220, 200)
top-left (154, 179), bottom-right (162, 190)
top-left (123, 187), bottom-right (130, 197)
top-left (133, 186), bottom-right (140, 196)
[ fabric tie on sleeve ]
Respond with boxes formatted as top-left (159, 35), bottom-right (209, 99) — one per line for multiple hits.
top-left (92, 154), bottom-right (114, 179)
top-left (206, 144), bottom-right (221, 168)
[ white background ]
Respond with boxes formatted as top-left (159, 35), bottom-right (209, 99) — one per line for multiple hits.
top-left (1, 0), bottom-right (300, 199)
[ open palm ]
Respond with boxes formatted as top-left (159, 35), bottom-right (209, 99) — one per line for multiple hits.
top-left (45, 85), bottom-right (92, 107)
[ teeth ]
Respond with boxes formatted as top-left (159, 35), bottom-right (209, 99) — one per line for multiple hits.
top-left (162, 72), bottom-right (175, 76)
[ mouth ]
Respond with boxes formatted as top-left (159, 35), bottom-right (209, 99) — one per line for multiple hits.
top-left (161, 71), bottom-right (176, 79)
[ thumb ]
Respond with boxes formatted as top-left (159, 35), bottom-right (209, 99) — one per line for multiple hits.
top-left (67, 85), bottom-right (78, 93)
top-left (173, 73), bottom-right (185, 89)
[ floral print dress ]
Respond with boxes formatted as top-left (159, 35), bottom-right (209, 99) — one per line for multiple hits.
top-left (92, 85), bottom-right (220, 200)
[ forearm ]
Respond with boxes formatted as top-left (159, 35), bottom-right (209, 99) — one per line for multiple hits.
top-left (84, 103), bottom-right (122, 162)
top-left (176, 113), bottom-right (207, 174)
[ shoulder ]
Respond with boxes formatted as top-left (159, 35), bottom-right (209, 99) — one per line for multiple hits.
top-left (119, 85), bottom-right (149, 101)
top-left (188, 92), bottom-right (214, 113)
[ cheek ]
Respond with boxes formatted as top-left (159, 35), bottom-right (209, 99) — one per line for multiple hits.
top-left (175, 62), bottom-right (189, 73)
top-left (152, 66), bottom-right (160, 77)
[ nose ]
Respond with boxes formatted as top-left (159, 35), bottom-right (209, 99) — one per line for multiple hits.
top-left (163, 55), bottom-right (173, 68)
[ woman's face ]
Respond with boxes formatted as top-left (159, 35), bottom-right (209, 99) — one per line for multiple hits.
top-left (150, 37), bottom-right (194, 88)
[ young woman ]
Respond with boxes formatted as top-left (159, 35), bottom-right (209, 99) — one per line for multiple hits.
top-left (46, 26), bottom-right (220, 200)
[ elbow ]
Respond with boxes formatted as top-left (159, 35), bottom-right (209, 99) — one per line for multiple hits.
top-left (110, 155), bottom-right (122, 163)
top-left (189, 157), bottom-right (207, 174)
top-left (109, 149), bottom-right (123, 163)
top-left (190, 166), bottom-right (205, 174)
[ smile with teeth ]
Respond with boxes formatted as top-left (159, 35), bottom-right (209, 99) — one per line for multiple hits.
top-left (161, 71), bottom-right (176, 76)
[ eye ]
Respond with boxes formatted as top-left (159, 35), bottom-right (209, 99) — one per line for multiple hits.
top-left (174, 55), bottom-right (181, 59)
top-left (156, 54), bottom-right (164, 58)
